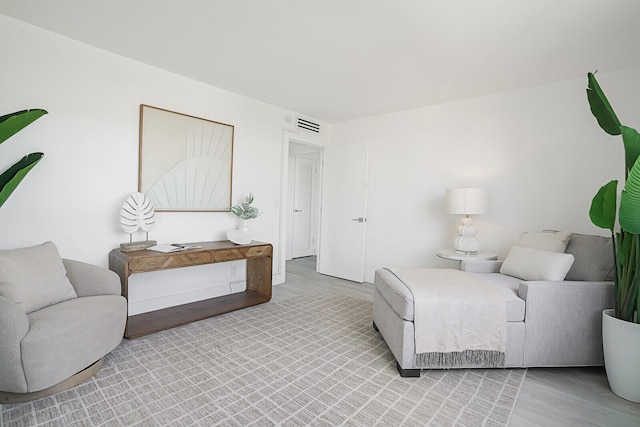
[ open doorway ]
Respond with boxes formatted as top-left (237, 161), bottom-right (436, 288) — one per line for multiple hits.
top-left (277, 132), bottom-right (324, 284)
top-left (277, 136), bottom-right (368, 285)
top-left (286, 141), bottom-right (321, 269)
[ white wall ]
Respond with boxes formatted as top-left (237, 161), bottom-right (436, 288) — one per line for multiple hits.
top-left (330, 67), bottom-right (640, 283)
top-left (3, 14), bottom-right (639, 291)
top-left (0, 15), bottom-right (327, 291)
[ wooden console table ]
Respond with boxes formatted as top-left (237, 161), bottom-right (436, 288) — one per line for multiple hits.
top-left (109, 240), bottom-right (272, 338)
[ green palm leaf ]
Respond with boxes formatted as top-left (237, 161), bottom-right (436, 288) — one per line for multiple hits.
top-left (590, 180), bottom-right (618, 232)
top-left (587, 72), bottom-right (621, 136)
top-left (0, 109), bottom-right (48, 144)
top-left (622, 126), bottom-right (640, 175)
top-left (0, 109), bottom-right (48, 208)
top-left (620, 158), bottom-right (640, 234)
top-left (0, 152), bottom-right (44, 207)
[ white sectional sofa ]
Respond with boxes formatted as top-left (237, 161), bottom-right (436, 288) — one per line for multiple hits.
top-left (372, 232), bottom-right (615, 377)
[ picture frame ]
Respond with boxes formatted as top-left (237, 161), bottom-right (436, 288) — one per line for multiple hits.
top-left (138, 104), bottom-right (234, 211)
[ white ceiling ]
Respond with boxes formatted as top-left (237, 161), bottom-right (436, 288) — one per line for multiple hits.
top-left (2, 0), bottom-right (640, 123)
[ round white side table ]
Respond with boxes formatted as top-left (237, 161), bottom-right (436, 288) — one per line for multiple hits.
top-left (436, 249), bottom-right (498, 261)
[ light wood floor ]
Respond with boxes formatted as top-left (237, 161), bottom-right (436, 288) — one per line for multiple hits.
top-left (275, 257), bottom-right (640, 427)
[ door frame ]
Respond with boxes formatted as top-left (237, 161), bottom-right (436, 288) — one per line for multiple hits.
top-left (277, 131), bottom-right (324, 284)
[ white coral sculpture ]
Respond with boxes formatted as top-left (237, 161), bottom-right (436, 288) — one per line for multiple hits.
top-left (120, 192), bottom-right (156, 241)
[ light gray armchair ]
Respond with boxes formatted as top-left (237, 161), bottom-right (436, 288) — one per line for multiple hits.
top-left (0, 242), bottom-right (126, 402)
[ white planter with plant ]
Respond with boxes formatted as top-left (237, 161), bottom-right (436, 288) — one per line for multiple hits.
top-left (227, 193), bottom-right (261, 245)
top-left (587, 72), bottom-right (640, 402)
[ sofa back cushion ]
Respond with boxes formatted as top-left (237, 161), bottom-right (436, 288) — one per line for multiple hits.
top-left (518, 231), bottom-right (572, 252)
top-left (564, 233), bottom-right (615, 281)
top-left (500, 245), bottom-right (575, 281)
top-left (0, 241), bottom-right (77, 313)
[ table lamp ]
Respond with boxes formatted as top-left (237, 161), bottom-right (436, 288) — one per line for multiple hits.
top-left (447, 187), bottom-right (488, 254)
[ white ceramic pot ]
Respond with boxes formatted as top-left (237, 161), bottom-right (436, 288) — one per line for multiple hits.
top-left (226, 219), bottom-right (251, 245)
top-left (602, 309), bottom-right (640, 403)
top-left (238, 219), bottom-right (251, 234)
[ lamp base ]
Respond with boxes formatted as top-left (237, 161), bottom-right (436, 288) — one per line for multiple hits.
top-left (453, 217), bottom-right (481, 253)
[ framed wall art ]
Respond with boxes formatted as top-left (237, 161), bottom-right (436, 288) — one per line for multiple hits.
top-left (138, 105), bottom-right (234, 211)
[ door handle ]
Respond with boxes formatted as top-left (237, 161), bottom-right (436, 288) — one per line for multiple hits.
top-left (294, 209), bottom-right (303, 212)
top-left (351, 217), bottom-right (366, 223)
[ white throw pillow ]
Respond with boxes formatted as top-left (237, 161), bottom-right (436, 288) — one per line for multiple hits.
top-left (0, 241), bottom-right (77, 313)
top-left (500, 245), bottom-right (575, 281)
top-left (518, 231), bottom-right (572, 253)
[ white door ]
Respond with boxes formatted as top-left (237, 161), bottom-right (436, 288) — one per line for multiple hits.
top-left (318, 143), bottom-right (368, 282)
top-left (291, 157), bottom-right (316, 258)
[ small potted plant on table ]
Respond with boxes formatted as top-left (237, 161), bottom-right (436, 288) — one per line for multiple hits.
top-left (227, 192), bottom-right (261, 244)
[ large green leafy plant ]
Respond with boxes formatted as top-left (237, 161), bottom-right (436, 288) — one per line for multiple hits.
top-left (0, 109), bottom-right (47, 207)
top-left (587, 72), bottom-right (640, 323)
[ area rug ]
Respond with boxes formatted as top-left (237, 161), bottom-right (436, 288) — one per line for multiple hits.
top-left (1, 291), bottom-right (525, 426)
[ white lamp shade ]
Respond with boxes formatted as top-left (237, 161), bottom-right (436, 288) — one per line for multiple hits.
top-left (447, 188), bottom-right (489, 215)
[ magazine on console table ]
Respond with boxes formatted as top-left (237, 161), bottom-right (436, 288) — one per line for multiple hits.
top-left (146, 244), bottom-right (202, 253)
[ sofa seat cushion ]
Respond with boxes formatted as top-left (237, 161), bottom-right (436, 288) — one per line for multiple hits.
top-left (374, 268), bottom-right (525, 323)
top-left (21, 295), bottom-right (127, 392)
top-left (469, 273), bottom-right (525, 322)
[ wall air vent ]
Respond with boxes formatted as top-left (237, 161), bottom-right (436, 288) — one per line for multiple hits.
top-left (297, 117), bottom-right (321, 134)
